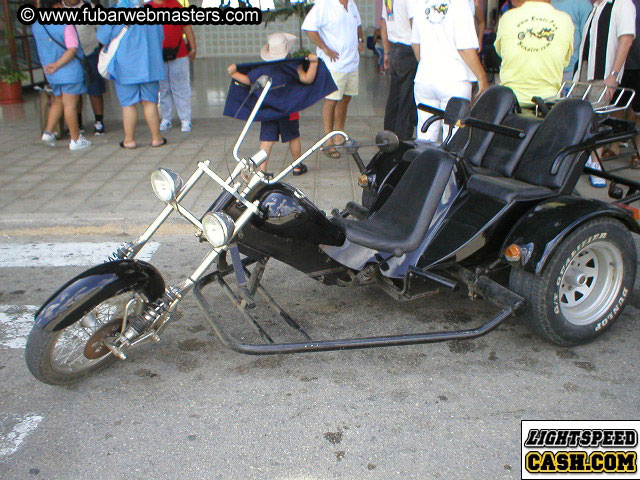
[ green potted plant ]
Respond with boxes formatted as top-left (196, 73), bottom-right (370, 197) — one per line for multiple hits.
top-left (0, 24), bottom-right (26, 104)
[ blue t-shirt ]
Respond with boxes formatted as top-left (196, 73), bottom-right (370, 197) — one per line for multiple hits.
top-left (552, 0), bottom-right (593, 73)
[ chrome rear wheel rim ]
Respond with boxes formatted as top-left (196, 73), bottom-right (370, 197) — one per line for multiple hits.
top-left (558, 241), bottom-right (624, 326)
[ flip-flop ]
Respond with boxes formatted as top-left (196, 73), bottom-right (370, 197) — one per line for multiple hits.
top-left (152, 137), bottom-right (167, 148)
top-left (119, 141), bottom-right (137, 149)
top-left (292, 163), bottom-right (308, 176)
top-left (323, 147), bottom-right (341, 159)
top-left (630, 154), bottom-right (640, 169)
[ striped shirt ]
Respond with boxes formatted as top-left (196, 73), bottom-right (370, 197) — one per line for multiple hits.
top-left (574, 0), bottom-right (636, 81)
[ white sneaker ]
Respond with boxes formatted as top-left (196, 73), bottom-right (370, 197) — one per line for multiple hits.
top-left (586, 157), bottom-right (606, 188)
top-left (181, 120), bottom-right (192, 132)
top-left (160, 119), bottom-right (172, 131)
top-left (69, 135), bottom-right (92, 151)
top-left (41, 131), bottom-right (56, 147)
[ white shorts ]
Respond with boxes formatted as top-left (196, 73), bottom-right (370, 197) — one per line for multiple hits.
top-left (414, 80), bottom-right (472, 142)
top-left (326, 69), bottom-right (359, 101)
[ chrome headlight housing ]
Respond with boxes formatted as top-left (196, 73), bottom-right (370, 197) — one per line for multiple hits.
top-left (202, 212), bottom-right (235, 248)
top-left (151, 168), bottom-right (183, 203)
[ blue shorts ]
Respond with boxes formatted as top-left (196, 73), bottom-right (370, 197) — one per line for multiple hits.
top-left (114, 81), bottom-right (159, 107)
top-left (260, 118), bottom-right (300, 143)
top-left (86, 50), bottom-right (106, 96)
top-left (50, 82), bottom-right (87, 96)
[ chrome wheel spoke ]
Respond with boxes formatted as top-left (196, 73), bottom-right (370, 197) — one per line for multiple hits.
top-left (50, 292), bottom-right (145, 373)
top-left (558, 241), bottom-right (624, 326)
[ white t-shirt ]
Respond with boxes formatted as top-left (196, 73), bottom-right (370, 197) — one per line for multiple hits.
top-left (382, 0), bottom-right (413, 45)
top-left (302, 0), bottom-right (362, 73)
top-left (575, 0), bottom-right (636, 81)
top-left (410, 0), bottom-right (479, 84)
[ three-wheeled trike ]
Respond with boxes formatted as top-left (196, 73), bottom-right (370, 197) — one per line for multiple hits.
top-left (25, 77), bottom-right (640, 385)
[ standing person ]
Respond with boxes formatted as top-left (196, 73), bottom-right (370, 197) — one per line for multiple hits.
top-left (61, 0), bottom-right (107, 135)
top-left (150, 0), bottom-right (197, 132)
top-left (494, 0), bottom-right (574, 107)
top-left (380, 0), bottom-right (418, 140)
top-left (573, 0), bottom-right (636, 186)
top-left (97, 14), bottom-right (166, 149)
top-left (471, 0), bottom-right (487, 49)
top-left (552, 0), bottom-right (593, 81)
top-left (227, 33), bottom-right (319, 175)
top-left (616, 0), bottom-right (640, 168)
top-left (411, 0), bottom-right (489, 142)
top-left (302, 0), bottom-right (363, 159)
top-left (32, 20), bottom-right (92, 150)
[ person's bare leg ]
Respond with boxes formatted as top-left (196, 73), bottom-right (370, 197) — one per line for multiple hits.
top-left (334, 94), bottom-right (352, 145)
top-left (322, 99), bottom-right (338, 147)
top-left (259, 141), bottom-right (274, 171)
top-left (142, 100), bottom-right (163, 145)
top-left (89, 95), bottom-right (104, 117)
top-left (45, 95), bottom-right (64, 133)
top-left (61, 93), bottom-right (80, 141)
top-left (290, 137), bottom-right (306, 174)
top-left (122, 105), bottom-right (137, 148)
top-left (289, 137), bottom-right (301, 160)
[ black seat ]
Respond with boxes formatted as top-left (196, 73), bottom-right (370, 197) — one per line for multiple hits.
top-left (333, 148), bottom-right (454, 254)
top-left (471, 113), bottom-right (542, 177)
top-left (468, 98), bottom-right (594, 203)
top-left (402, 85), bottom-right (516, 164)
top-left (466, 175), bottom-right (553, 203)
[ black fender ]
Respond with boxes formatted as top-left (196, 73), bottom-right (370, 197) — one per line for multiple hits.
top-left (35, 260), bottom-right (165, 332)
top-left (502, 196), bottom-right (640, 274)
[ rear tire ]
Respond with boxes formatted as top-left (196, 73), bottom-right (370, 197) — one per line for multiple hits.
top-left (26, 290), bottom-right (147, 385)
top-left (509, 217), bottom-right (636, 345)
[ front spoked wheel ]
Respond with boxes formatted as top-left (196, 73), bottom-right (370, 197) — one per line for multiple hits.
top-left (510, 217), bottom-right (636, 345)
top-left (26, 291), bottom-right (147, 385)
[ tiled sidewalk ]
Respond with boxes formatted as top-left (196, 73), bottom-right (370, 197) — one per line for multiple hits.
top-left (0, 58), bottom-right (385, 235)
top-left (1, 57), bottom-right (638, 235)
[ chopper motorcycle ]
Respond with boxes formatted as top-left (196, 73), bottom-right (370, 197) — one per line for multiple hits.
top-left (24, 77), bottom-right (640, 385)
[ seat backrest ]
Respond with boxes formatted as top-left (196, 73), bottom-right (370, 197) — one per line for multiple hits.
top-left (373, 147), bottom-right (454, 252)
top-left (480, 113), bottom-right (543, 177)
top-left (513, 99), bottom-right (594, 189)
top-left (446, 85), bottom-right (516, 166)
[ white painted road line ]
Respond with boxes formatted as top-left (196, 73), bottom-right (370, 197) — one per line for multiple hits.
top-left (0, 242), bottom-right (160, 267)
top-left (0, 305), bottom-right (37, 349)
top-left (0, 414), bottom-right (43, 457)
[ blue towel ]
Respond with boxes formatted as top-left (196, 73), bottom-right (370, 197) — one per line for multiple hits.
top-left (223, 58), bottom-right (337, 122)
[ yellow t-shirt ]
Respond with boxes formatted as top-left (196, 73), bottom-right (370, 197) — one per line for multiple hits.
top-left (495, 1), bottom-right (574, 106)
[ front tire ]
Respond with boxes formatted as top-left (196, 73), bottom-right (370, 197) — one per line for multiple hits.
top-left (509, 217), bottom-right (636, 345)
top-left (26, 290), bottom-right (147, 385)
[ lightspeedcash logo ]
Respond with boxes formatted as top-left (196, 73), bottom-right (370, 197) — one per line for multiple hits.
top-left (522, 420), bottom-right (640, 479)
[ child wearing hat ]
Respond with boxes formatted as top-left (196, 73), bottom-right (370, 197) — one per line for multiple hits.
top-left (227, 32), bottom-right (319, 175)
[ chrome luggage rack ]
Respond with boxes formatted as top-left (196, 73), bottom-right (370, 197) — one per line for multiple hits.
top-left (546, 81), bottom-right (636, 115)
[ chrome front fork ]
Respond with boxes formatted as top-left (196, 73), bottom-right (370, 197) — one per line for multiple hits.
top-left (104, 126), bottom-right (349, 360)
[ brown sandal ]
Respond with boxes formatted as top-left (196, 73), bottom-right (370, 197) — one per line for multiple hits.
top-left (630, 154), bottom-right (640, 169)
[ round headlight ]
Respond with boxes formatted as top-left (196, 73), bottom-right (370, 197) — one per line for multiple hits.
top-left (202, 212), bottom-right (235, 247)
top-left (151, 169), bottom-right (183, 203)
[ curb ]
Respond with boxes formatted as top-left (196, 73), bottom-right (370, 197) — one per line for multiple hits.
top-left (0, 215), bottom-right (198, 236)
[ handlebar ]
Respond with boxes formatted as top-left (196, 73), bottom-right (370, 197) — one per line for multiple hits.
top-left (232, 75), bottom-right (273, 166)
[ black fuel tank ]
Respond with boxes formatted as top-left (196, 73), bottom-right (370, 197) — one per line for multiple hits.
top-left (255, 184), bottom-right (345, 246)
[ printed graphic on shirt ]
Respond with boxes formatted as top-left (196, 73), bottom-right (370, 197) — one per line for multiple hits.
top-left (385, 0), bottom-right (394, 20)
top-left (424, 0), bottom-right (450, 24)
top-left (516, 16), bottom-right (560, 52)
